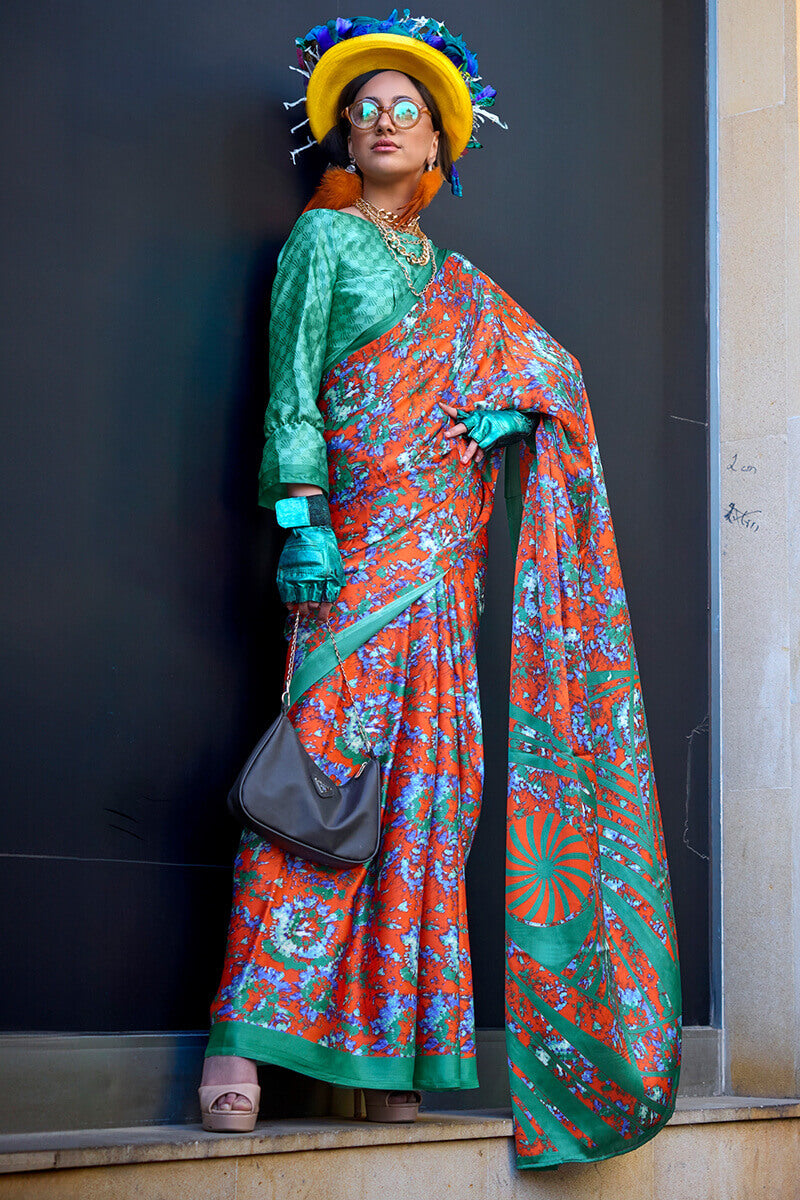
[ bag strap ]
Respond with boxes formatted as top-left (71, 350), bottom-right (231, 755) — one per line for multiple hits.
top-left (282, 610), bottom-right (373, 755)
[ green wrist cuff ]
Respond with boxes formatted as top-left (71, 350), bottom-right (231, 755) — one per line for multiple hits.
top-left (275, 493), bottom-right (331, 529)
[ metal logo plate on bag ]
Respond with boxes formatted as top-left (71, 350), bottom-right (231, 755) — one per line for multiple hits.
top-left (312, 774), bottom-right (336, 798)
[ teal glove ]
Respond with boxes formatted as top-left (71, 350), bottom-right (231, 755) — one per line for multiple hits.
top-left (456, 408), bottom-right (537, 451)
top-left (277, 525), bottom-right (345, 605)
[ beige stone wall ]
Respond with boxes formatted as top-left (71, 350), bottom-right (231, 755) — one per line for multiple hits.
top-left (717, 0), bottom-right (800, 1096)
top-left (1, 1112), bottom-right (798, 1200)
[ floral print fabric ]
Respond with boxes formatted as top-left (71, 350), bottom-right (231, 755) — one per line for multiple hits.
top-left (208, 251), bottom-right (681, 1168)
top-left (208, 555), bottom-right (486, 1090)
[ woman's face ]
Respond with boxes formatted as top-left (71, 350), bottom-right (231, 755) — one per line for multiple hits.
top-left (346, 70), bottom-right (439, 186)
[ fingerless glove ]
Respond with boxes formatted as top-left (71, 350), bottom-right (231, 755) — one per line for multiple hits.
top-left (456, 408), bottom-right (537, 452)
top-left (274, 493), bottom-right (345, 605)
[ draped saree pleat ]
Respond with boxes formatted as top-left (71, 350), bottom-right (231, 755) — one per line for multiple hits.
top-left (208, 250), bottom-right (681, 1168)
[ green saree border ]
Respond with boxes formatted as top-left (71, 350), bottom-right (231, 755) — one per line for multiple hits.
top-left (287, 561), bottom-right (450, 707)
top-left (514, 1107), bottom-right (678, 1172)
top-left (205, 1020), bottom-right (478, 1091)
top-left (323, 245), bottom-right (451, 375)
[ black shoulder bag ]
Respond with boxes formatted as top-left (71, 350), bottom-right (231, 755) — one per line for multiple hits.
top-left (227, 611), bottom-right (383, 870)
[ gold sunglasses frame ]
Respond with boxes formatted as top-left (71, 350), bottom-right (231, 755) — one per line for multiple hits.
top-left (341, 98), bottom-right (433, 130)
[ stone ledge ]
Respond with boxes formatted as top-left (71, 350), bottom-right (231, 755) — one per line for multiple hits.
top-left (0, 1111), bottom-right (513, 1175)
top-left (669, 1096), bottom-right (800, 1125)
top-left (0, 1097), bottom-right (798, 1176)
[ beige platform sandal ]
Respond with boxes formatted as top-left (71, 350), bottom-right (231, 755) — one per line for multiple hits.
top-left (198, 1082), bottom-right (261, 1132)
top-left (361, 1088), bottom-right (422, 1122)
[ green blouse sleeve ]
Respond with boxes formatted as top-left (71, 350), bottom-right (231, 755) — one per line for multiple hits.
top-left (257, 210), bottom-right (338, 509)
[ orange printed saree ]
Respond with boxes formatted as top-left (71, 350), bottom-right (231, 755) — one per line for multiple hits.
top-left (208, 248), bottom-right (681, 1169)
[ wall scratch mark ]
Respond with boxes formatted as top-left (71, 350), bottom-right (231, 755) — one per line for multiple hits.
top-left (683, 714), bottom-right (710, 861)
top-left (669, 414), bottom-right (709, 427)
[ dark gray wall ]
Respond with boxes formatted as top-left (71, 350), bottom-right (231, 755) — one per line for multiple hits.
top-left (468, 1), bottom-right (711, 1027)
top-left (0, 0), bottom-right (709, 1033)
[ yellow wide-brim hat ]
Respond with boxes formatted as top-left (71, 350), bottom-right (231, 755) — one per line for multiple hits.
top-left (305, 32), bottom-right (474, 160)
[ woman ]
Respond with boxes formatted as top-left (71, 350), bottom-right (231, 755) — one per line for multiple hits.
top-left (199, 13), bottom-right (682, 1172)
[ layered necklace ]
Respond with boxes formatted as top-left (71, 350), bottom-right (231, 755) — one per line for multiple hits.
top-left (354, 197), bottom-right (435, 299)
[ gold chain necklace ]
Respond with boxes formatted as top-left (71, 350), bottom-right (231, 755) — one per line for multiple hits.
top-left (354, 197), bottom-right (436, 299)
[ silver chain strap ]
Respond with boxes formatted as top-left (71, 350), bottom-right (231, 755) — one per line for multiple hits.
top-left (282, 610), bottom-right (373, 754)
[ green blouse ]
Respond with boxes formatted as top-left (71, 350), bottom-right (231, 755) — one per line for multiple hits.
top-left (257, 208), bottom-right (444, 509)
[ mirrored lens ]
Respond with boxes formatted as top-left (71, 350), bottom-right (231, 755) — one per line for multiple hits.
top-left (393, 99), bottom-right (420, 127)
top-left (350, 99), bottom-right (379, 128)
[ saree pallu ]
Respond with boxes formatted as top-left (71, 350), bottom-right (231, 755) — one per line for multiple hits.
top-left (208, 251), bottom-right (682, 1169)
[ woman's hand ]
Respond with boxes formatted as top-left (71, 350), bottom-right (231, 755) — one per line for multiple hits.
top-left (439, 402), bottom-right (485, 465)
top-left (441, 403), bottom-right (537, 454)
top-left (289, 598), bottom-right (335, 621)
top-left (281, 484), bottom-right (340, 624)
top-left (276, 525), bottom-right (344, 623)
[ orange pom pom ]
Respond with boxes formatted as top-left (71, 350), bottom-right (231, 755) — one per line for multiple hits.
top-left (301, 164), bottom-right (444, 220)
top-left (302, 167), bottom-right (362, 213)
top-left (398, 166), bottom-right (445, 222)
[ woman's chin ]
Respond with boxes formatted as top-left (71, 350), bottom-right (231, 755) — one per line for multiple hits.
top-left (361, 160), bottom-right (424, 188)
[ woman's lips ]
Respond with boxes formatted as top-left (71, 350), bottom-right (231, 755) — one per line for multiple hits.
top-left (371, 141), bottom-right (399, 151)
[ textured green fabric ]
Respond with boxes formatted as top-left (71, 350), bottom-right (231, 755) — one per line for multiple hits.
top-left (276, 525), bottom-right (345, 605)
top-left (204, 1020), bottom-right (479, 1090)
top-left (258, 209), bottom-right (440, 509)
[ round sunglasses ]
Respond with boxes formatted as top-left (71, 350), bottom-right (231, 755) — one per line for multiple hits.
top-left (342, 97), bottom-right (432, 131)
